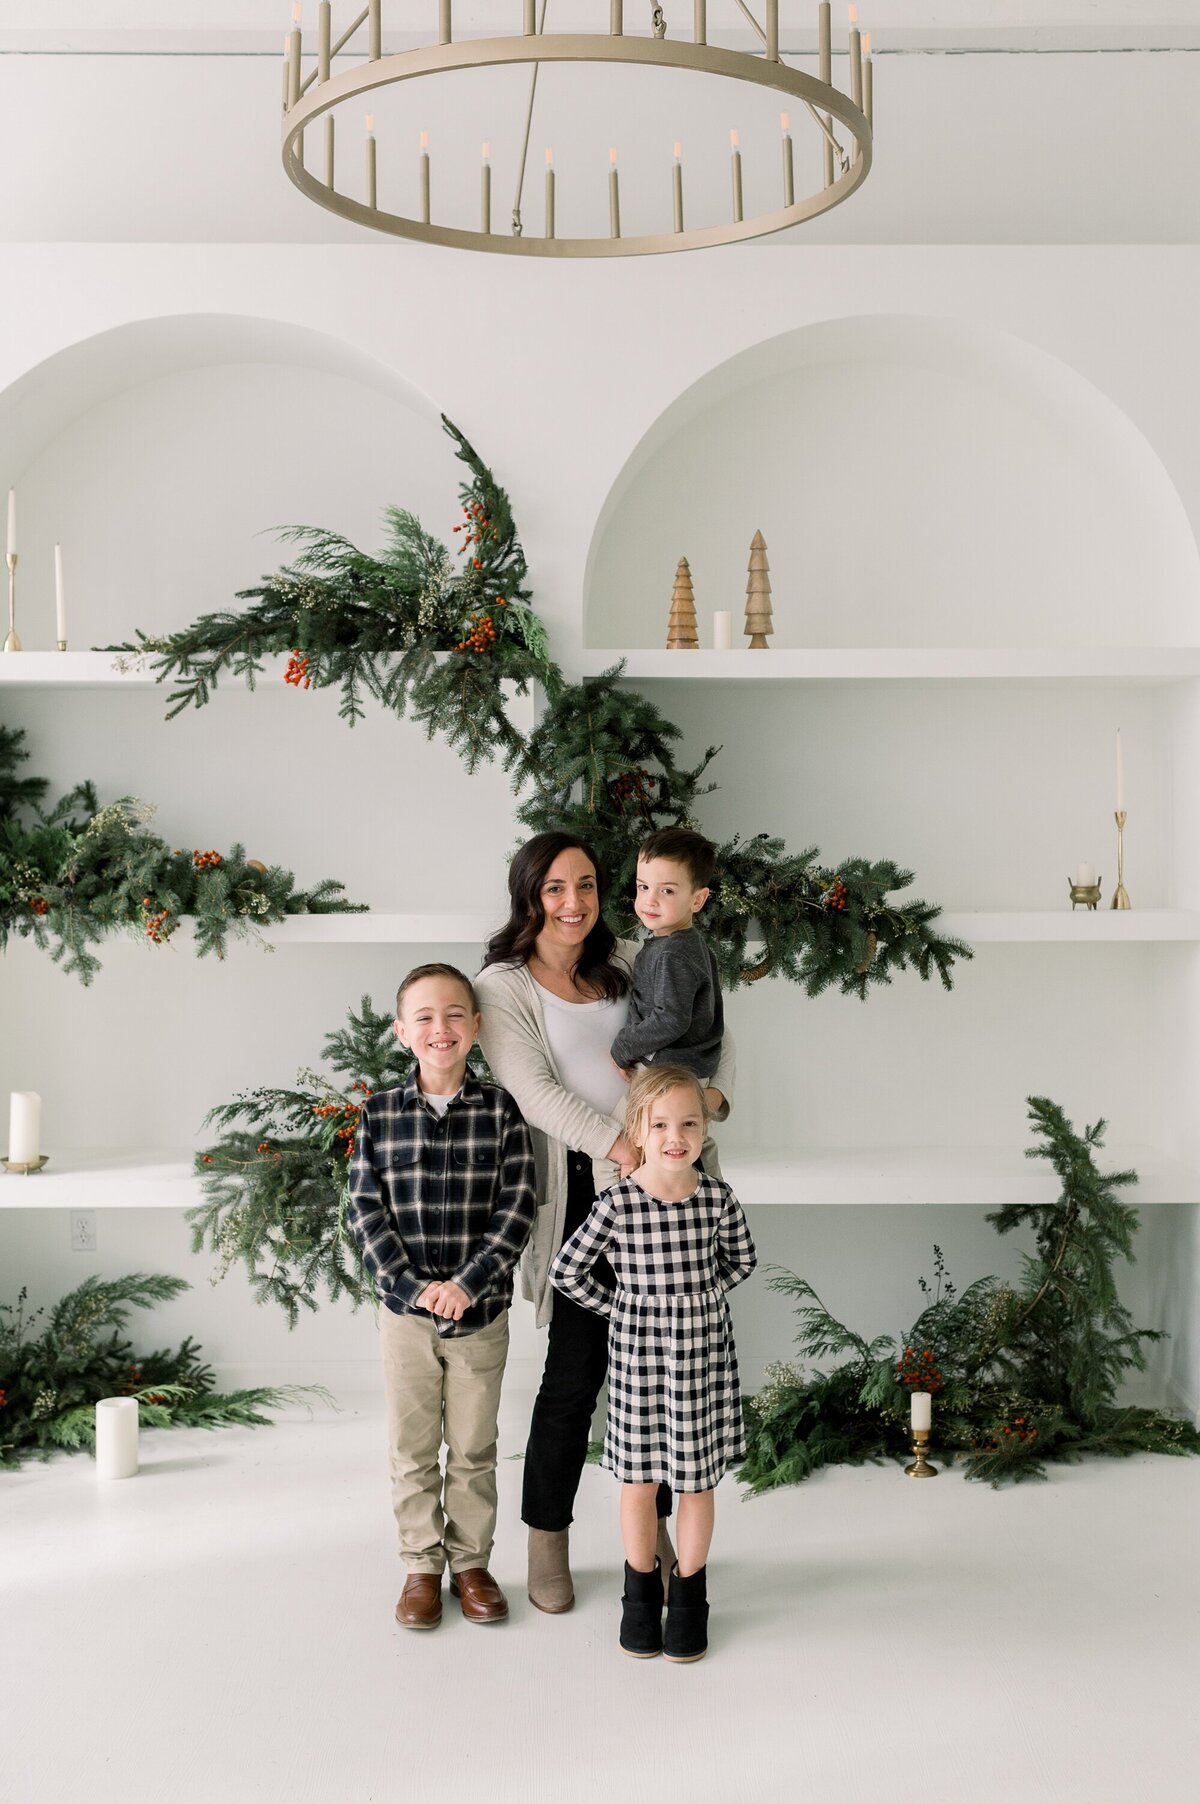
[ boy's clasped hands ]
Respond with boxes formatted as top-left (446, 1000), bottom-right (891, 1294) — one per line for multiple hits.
top-left (415, 1279), bottom-right (471, 1322)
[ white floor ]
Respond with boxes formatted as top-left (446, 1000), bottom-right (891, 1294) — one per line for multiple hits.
top-left (4, 1390), bottom-right (1199, 1804)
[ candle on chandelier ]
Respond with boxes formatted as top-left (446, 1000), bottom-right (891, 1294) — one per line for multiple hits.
top-left (366, 114), bottom-right (377, 209)
top-left (481, 141), bottom-right (492, 234)
top-left (781, 111), bottom-right (795, 206)
top-left (6, 488), bottom-right (14, 559)
top-left (819, 2), bottom-right (834, 187)
top-left (730, 128), bottom-right (743, 223)
top-left (910, 1391), bottom-right (932, 1433)
top-left (419, 130), bottom-right (430, 223)
top-left (609, 147), bottom-right (621, 240)
top-left (672, 141), bottom-right (684, 234)
top-left (863, 32), bottom-right (874, 127)
top-left (286, 4), bottom-right (302, 112)
top-left (1116, 730), bottom-right (1125, 813)
top-left (849, 5), bottom-right (863, 111)
top-left (54, 544), bottom-right (66, 647)
top-left (317, 0), bottom-right (331, 85)
top-left (545, 147), bottom-right (556, 239)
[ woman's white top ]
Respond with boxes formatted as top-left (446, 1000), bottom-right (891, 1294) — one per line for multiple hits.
top-left (532, 979), bottom-right (629, 1119)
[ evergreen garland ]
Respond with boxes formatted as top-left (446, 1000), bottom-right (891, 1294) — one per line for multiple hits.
top-left (113, 417), bottom-right (970, 997)
top-left (0, 723), bottom-right (361, 983)
top-left (739, 1097), bottom-right (1200, 1489)
top-left (0, 1273), bottom-right (324, 1469)
top-left (187, 995), bottom-right (490, 1327)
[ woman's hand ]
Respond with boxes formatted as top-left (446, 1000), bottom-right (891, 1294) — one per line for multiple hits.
top-left (704, 1087), bottom-right (726, 1116)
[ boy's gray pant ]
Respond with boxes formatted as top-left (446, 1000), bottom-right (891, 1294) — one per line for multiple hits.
top-left (379, 1305), bottom-right (510, 1574)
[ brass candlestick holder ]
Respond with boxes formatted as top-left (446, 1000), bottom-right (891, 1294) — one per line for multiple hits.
top-left (905, 1428), bottom-right (939, 1477)
top-left (1068, 879), bottom-right (1102, 911)
top-left (1111, 811), bottom-right (1131, 910)
top-left (3, 552), bottom-right (19, 651)
top-left (3, 1156), bottom-right (48, 1175)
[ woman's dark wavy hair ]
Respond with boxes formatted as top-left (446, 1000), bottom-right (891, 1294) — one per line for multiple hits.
top-left (481, 831), bottom-right (629, 1000)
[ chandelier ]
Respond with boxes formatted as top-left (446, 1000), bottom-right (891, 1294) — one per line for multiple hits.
top-left (281, 3), bottom-right (874, 256)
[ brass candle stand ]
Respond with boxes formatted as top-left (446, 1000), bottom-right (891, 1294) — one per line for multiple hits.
top-left (1111, 811), bottom-right (1131, 909)
top-left (3, 551), bottom-right (19, 651)
top-left (904, 1428), bottom-right (939, 1477)
top-left (1068, 879), bottom-right (1102, 911)
top-left (3, 1156), bottom-right (48, 1175)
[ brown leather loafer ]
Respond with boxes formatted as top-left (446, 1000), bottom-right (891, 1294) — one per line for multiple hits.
top-left (395, 1572), bottom-right (443, 1630)
top-left (450, 1567), bottom-right (509, 1624)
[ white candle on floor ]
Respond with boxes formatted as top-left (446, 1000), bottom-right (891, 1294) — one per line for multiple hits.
top-left (910, 1391), bottom-right (932, 1432)
top-left (8, 1090), bottom-right (40, 1164)
top-left (95, 1397), bottom-right (139, 1479)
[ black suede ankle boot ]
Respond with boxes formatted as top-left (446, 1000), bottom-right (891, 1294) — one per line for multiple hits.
top-left (619, 1560), bottom-right (664, 1658)
top-left (663, 1564), bottom-right (708, 1663)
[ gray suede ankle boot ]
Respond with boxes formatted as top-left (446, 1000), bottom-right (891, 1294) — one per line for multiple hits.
top-left (527, 1527), bottom-right (574, 1614)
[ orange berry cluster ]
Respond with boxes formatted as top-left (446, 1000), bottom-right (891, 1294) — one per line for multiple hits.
top-left (971, 1416), bottom-right (1039, 1452)
top-left (824, 877), bottom-right (849, 911)
top-left (609, 766), bottom-right (653, 815)
top-left (453, 500), bottom-right (501, 556)
top-left (142, 897), bottom-right (171, 943)
top-left (312, 1097), bottom-right (362, 1156)
top-left (193, 849), bottom-right (222, 871)
top-left (896, 1345), bottom-right (945, 1395)
top-left (284, 650), bottom-right (312, 688)
top-left (28, 897), bottom-right (49, 917)
top-left (456, 612), bottom-right (498, 654)
top-left (349, 1081), bottom-right (374, 1097)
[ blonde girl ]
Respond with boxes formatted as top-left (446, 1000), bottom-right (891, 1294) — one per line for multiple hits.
top-left (549, 1065), bottom-right (756, 1662)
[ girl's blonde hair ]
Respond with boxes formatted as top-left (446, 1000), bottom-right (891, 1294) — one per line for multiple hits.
top-left (625, 1064), bottom-right (710, 1155)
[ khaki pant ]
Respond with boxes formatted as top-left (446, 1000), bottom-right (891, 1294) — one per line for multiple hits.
top-left (379, 1305), bottom-right (510, 1575)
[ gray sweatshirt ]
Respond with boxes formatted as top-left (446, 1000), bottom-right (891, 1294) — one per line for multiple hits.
top-left (609, 926), bottom-right (724, 1081)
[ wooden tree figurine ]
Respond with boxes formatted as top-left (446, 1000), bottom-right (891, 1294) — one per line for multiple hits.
top-left (666, 556), bottom-right (700, 649)
top-left (744, 529), bottom-right (774, 649)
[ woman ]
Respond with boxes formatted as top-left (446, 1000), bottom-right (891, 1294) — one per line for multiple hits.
top-left (475, 831), bottom-right (735, 1614)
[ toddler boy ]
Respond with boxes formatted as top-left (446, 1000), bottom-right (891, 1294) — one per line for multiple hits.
top-left (610, 827), bottom-right (724, 1084)
top-left (348, 962), bottom-right (535, 1631)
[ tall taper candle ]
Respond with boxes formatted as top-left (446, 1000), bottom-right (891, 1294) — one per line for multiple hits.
top-left (287, 5), bottom-right (301, 110)
top-left (317, 0), bottom-right (331, 83)
top-left (609, 148), bottom-right (621, 239)
top-left (730, 128), bottom-right (743, 222)
top-left (1116, 729), bottom-right (1125, 812)
top-left (819, 3), bottom-right (834, 187)
top-left (781, 112), bottom-right (795, 206)
top-left (6, 488), bottom-right (14, 558)
top-left (545, 148), bottom-right (555, 238)
top-left (672, 142), bottom-right (684, 233)
top-left (863, 32), bottom-right (873, 127)
top-left (713, 610), bottom-right (733, 651)
top-left (369, 0), bottom-right (381, 61)
top-left (849, 6), bottom-right (863, 112)
top-left (910, 1390), bottom-right (932, 1432)
top-left (481, 142), bottom-right (492, 233)
top-left (324, 113), bottom-right (335, 187)
top-left (419, 130), bottom-right (430, 223)
top-left (54, 544), bottom-right (66, 647)
top-left (366, 115), bottom-right (377, 209)
top-left (96, 1397), bottom-right (139, 1480)
top-left (8, 1091), bottom-right (41, 1165)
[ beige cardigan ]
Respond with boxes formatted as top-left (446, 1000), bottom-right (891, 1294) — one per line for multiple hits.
top-left (475, 939), bottom-right (736, 1327)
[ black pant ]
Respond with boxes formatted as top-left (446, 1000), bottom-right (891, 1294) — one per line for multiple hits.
top-left (522, 1151), bottom-right (671, 1531)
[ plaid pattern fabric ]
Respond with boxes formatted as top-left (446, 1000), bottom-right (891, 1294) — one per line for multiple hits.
top-left (549, 1175), bottom-right (757, 1491)
top-left (348, 1070), bottom-right (536, 1339)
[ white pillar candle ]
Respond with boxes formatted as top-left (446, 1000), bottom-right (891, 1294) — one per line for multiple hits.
top-left (54, 544), bottom-right (66, 644)
top-left (713, 611), bottom-right (733, 650)
top-left (6, 488), bottom-right (14, 558)
top-left (1116, 730), bottom-right (1125, 812)
top-left (1074, 862), bottom-right (1096, 887)
top-left (910, 1390), bottom-right (932, 1432)
top-left (95, 1397), bottom-right (139, 1480)
top-left (8, 1090), bottom-right (41, 1164)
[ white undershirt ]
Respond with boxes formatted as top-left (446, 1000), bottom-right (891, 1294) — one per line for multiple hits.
top-left (421, 1090), bottom-right (460, 1118)
top-left (533, 980), bottom-right (630, 1118)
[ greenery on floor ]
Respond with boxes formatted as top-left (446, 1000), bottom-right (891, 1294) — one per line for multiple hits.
top-left (188, 995), bottom-right (490, 1326)
top-left (0, 1273), bottom-right (324, 1469)
top-left (0, 724), bottom-right (361, 983)
top-left (739, 1097), bottom-right (1200, 1489)
top-left (112, 416), bottom-right (970, 999)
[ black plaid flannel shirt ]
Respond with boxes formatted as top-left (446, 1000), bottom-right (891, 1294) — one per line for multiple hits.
top-left (347, 1069), bottom-right (536, 1338)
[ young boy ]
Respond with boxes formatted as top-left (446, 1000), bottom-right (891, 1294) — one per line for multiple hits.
top-left (610, 828), bottom-right (724, 1086)
top-left (348, 962), bottom-right (535, 1631)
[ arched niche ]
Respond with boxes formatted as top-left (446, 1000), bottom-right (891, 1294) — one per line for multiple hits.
top-left (584, 315), bottom-right (1200, 649)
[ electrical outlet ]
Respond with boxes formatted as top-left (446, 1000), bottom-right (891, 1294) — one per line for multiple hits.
top-left (70, 1212), bottom-right (97, 1252)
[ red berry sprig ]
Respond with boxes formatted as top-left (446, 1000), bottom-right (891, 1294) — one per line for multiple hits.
top-left (141, 897), bottom-right (172, 944)
top-left (895, 1345), bottom-right (945, 1395)
top-left (193, 849), bottom-right (222, 871)
top-left (456, 612), bottom-right (498, 654)
top-left (28, 897), bottom-right (49, 917)
top-left (284, 651), bottom-right (311, 688)
top-left (608, 767), bottom-right (654, 816)
top-left (823, 877), bottom-right (849, 912)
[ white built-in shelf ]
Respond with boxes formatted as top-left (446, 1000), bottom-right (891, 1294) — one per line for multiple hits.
top-left (0, 651), bottom-right (291, 687)
top-left (582, 648), bottom-right (1200, 683)
top-left (7, 1143), bottom-right (1199, 1211)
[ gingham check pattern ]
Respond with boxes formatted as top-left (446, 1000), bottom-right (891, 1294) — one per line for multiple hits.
top-left (550, 1175), bottom-right (757, 1492)
top-left (347, 1070), bottom-right (536, 1339)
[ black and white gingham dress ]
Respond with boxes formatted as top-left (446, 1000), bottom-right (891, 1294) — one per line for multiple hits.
top-left (550, 1176), bottom-right (757, 1493)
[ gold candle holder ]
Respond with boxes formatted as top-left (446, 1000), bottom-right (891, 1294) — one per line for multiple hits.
top-left (4, 551), bottom-right (19, 651)
top-left (1111, 811), bottom-right (1131, 909)
top-left (904, 1427), bottom-right (938, 1477)
top-left (3, 1156), bottom-right (48, 1175)
top-left (1068, 879), bottom-right (1102, 911)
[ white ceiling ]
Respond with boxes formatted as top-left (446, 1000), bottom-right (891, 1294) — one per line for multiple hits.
top-left (0, 2), bottom-right (1197, 243)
